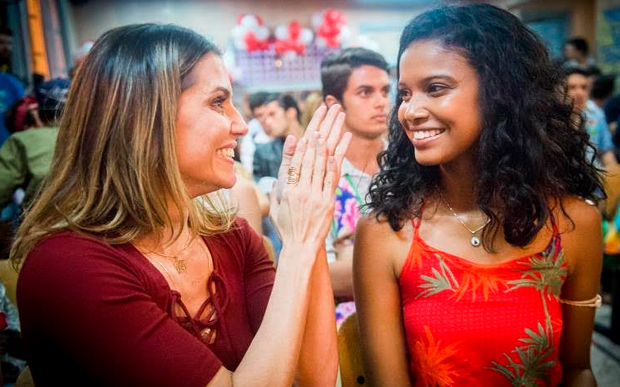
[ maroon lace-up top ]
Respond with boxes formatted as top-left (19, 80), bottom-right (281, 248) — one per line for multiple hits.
top-left (18, 218), bottom-right (275, 387)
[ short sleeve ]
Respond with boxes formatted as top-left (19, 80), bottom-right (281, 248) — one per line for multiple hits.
top-left (18, 234), bottom-right (224, 387)
top-left (597, 119), bottom-right (615, 154)
top-left (237, 218), bottom-right (275, 334)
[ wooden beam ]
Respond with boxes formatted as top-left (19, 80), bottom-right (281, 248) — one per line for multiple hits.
top-left (25, 0), bottom-right (49, 79)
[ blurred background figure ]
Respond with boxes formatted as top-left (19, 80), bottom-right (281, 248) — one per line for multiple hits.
top-left (320, 47), bottom-right (390, 326)
top-left (563, 37), bottom-right (597, 71)
top-left (565, 68), bottom-right (618, 169)
top-left (0, 27), bottom-right (24, 146)
top-left (238, 91), bottom-right (273, 174)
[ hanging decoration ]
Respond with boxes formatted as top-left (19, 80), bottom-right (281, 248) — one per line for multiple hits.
top-left (232, 14), bottom-right (270, 52)
top-left (312, 9), bottom-right (350, 48)
top-left (273, 21), bottom-right (314, 61)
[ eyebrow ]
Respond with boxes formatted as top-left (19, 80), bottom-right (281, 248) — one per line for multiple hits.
top-left (209, 86), bottom-right (231, 97)
top-left (355, 84), bottom-right (389, 91)
top-left (398, 75), bottom-right (457, 88)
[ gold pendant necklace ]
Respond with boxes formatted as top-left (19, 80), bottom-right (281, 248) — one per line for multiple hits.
top-left (139, 232), bottom-right (195, 274)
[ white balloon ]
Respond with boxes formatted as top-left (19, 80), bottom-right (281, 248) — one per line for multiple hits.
top-left (256, 26), bottom-right (270, 41)
top-left (315, 36), bottom-right (327, 48)
top-left (233, 38), bottom-right (247, 51)
top-left (240, 15), bottom-right (259, 30)
top-left (274, 25), bottom-right (289, 41)
top-left (232, 25), bottom-right (246, 40)
top-left (299, 28), bottom-right (313, 45)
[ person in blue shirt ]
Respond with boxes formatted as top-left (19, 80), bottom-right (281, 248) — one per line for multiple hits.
top-left (566, 67), bottom-right (618, 169)
top-left (0, 27), bottom-right (24, 146)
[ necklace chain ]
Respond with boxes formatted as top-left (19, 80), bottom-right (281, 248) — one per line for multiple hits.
top-left (440, 193), bottom-right (490, 235)
top-left (146, 239), bottom-right (212, 290)
top-left (137, 232), bottom-right (195, 274)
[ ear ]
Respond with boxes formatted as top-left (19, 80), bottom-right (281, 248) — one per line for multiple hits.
top-left (285, 107), bottom-right (298, 122)
top-left (324, 95), bottom-right (341, 109)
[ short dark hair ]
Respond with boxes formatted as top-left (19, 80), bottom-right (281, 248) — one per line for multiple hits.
top-left (566, 37), bottom-right (589, 56)
top-left (0, 26), bottom-right (12, 36)
top-left (264, 93), bottom-right (301, 122)
top-left (321, 47), bottom-right (389, 102)
top-left (564, 67), bottom-right (589, 79)
top-left (249, 91), bottom-right (271, 113)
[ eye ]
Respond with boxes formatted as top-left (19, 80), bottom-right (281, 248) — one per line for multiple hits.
top-left (212, 96), bottom-right (226, 110)
top-left (398, 88), bottom-right (411, 101)
top-left (359, 89), bottom-right (371, 97)
top-left (427, 83), bottom-right (448, 95)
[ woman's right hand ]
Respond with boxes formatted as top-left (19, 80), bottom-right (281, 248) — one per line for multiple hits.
top-left (270, 104), bottom-right (351, 256)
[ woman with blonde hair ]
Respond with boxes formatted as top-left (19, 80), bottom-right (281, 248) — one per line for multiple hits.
top-left (12, 23), bottom-right (350, 387)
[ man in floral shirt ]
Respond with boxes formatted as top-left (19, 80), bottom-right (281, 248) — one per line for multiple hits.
top-left (321, 48), bottom-right (390, 324)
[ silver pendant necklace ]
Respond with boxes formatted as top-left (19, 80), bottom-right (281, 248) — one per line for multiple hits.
top-left (440, 193), bottom-right (490, 247)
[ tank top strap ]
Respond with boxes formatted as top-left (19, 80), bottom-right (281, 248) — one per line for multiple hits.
top-left (549, 211), bottom-right (559, 234)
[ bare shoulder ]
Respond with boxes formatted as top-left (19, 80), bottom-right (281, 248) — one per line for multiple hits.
top-left (355, 214), bottom-right (412, 277)
top-left (554, 196), bottom-right (602, 274)
top-left (356, 214), bottom-right (409, 251)
top-left (555, 196), bottom-right (601, 235)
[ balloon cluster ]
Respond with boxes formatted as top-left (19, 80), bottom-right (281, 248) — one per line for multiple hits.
top-left (232, 14), bottom-right (270, 52)
top-left (313, 9), bottom-right (349, 48)
top-left (274, 21), bottom-right (314, 61)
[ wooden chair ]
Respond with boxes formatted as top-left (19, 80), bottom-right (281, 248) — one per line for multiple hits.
top-left (602, 164), bottom-right (620, 220)
top-left (338, 312), bottom-right (367, 386)
top-left (15, 366), bottom-right (35, 387)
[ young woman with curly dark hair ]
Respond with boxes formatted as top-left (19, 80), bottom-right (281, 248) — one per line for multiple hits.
top-left (353, 4), bottom-right (603, 386)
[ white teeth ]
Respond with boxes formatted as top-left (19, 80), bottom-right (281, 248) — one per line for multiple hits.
top-left (217, 148), bottom-right (234, 158)
top-left (413, 129), bottom-right (444, 140)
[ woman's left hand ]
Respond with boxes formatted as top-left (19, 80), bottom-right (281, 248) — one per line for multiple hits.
top-left (270, 104), bottom-right (351, 246)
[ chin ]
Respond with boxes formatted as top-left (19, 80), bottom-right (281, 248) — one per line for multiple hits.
top-left (413, 152), bottom-right (442, 167)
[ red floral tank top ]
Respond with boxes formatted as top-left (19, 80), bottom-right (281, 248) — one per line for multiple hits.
top-left (399, 218), bottom-right (567, 387)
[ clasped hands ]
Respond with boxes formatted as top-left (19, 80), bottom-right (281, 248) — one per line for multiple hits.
top-left (270, 105), bottom-right (352, 252)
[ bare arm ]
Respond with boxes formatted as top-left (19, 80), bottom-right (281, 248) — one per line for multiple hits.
top-left (329, 243), bottom-right (354, 298)
top-left (601, 151), bottom-right (618, 168)
top-left (207, 105), bottom-right (350, 387)
top-left (296, 246), bottom-right (338, 386)
top-left (353, 217), bottom-right (412, 387)
top-left (558, 198), bottom-right (603, 387)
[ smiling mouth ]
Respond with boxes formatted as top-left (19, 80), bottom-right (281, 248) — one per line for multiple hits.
top-left (412, 129), bottom-right (445, 140)
top-left (216, 148), bottom-right (235, 159)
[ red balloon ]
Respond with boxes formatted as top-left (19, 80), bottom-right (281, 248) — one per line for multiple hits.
top-left (318, 23), bottom-right (338, 38)
top-left (324, 9), bottom-right (339, 25)
top-left (289, 21), bottom-right (301, 40)
top-left (326, 36), bottom-right (340, 48)
top-left (244, 31), bottom-right (260, 52)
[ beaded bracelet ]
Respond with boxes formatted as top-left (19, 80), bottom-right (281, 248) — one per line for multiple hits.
top-left (559, 294), bottom-right (602, 308)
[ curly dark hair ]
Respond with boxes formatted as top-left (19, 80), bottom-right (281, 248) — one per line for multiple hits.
top-left (367, 4), bottom-right (603, 250)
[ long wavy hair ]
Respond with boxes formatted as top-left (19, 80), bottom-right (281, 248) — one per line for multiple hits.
top-left (367, 4), bottom-right (603, 250)
top-left (11, 24), bottom-right (235, 268)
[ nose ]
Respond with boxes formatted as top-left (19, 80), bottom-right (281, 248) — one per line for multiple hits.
top-left (403, 97), bottom-right (429, 124)
top-left (376, 92), bottom-right (390, 111)
top-left (231, 106), bottom-right (248, 137)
